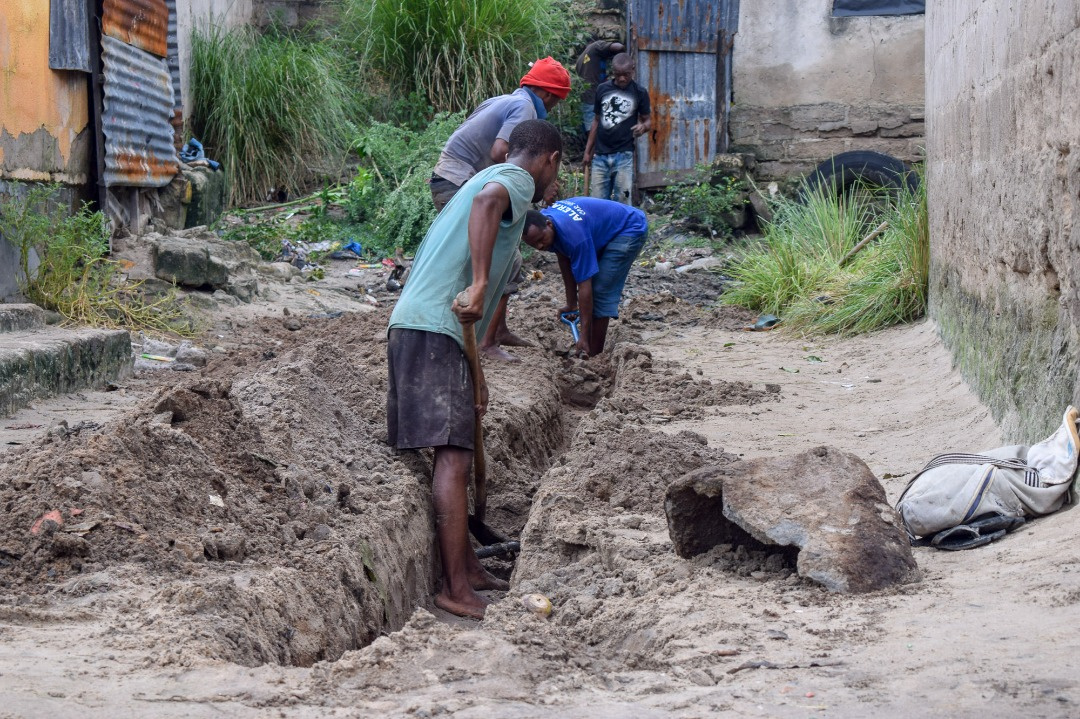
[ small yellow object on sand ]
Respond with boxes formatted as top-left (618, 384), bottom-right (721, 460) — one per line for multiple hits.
top-left (521, 593), bottom-right (552, 617)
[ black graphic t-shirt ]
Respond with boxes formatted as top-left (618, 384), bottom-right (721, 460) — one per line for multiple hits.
top-left (592, 79), bottom-right (651, 155)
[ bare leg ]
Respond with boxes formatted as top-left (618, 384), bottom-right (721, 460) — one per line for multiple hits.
top-left (431, 446), bottom-right (491, 619)
top-left (590, 317), bottom-right (611, 356)
top-left (479, 295), bottom-right (520, 362)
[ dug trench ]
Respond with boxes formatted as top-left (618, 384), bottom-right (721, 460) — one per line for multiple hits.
top-left (0, 264), bottom-right (796, 682)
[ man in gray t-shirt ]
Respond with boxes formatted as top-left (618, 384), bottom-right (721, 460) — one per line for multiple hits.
top-left (429, 57), bottom-right (571, 361)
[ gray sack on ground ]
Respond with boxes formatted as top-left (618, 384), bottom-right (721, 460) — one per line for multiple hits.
top-left (896, 407), bottom-right (1080, 538)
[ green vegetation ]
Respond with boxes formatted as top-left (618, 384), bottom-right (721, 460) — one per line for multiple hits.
top-left (191, 1), bottom-right (586, 258)
top-left (1, 185), bottom-right (193, 334)
top-left (340, 0), bottom-right (567, 114)
top-left (721, 173), bottom-right (928, 335)
top-left (352, 112), bottom-right (464, 256)
top-left (190, 25), bottom-right (356, 205)
top-left (656, 172), bottom-right (748, 239)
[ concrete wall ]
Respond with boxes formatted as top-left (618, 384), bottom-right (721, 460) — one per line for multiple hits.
top-left (0, 1), bottom-right (91, 185)
top-left (926, 1), bottom-right (1080, 442)
top-left (731, 0), bottom-right (924, 179)
top-left (176, 0), bottom-right (254, 118)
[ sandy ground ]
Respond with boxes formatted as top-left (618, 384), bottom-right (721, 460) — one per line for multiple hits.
top-left (1, 254), bottom-right (1078, 718)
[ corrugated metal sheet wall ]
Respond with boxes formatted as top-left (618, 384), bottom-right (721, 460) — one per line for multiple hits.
top-left (102, 0), bottom-right (169, 57)
top-left (49, 0), bottom-right (92, 71)
top-left (630, 0), bottom-right (739, 188)
top-left (100, 34), bottom-right (179, 187)
top-left (166, 0), bottom-right (183, 148)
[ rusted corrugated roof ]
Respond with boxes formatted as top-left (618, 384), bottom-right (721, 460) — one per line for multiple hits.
top-left (103, 0), bottom-right (169, 58)
top-left (101, 34), bottom-right (179, 187)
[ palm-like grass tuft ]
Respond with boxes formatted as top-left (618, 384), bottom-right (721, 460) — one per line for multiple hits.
top-left (722, 171), bottom-right (928, 335)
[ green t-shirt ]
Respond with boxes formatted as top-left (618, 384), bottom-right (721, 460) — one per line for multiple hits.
top-left (389, 163), bottom-right (535, 347)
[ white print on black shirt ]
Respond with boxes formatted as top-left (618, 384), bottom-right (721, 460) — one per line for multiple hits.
top-left (600, 90), bottom-right (637, 129)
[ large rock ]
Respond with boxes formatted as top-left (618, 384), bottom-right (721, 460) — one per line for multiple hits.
top-left (152, 233), bottom-right (261, 302)
top-left (665, 445), bottom-right (920, 593)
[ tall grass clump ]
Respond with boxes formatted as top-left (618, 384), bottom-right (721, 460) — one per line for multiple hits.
top-left (341, 0), bottom-right (565, 114)
top-left (190, 25), bottom-right (356, 205)
top-left (722, 171), bottom-right (928, 335)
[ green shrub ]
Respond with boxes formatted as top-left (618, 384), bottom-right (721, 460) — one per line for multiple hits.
top-left (190, 25), bottom-right (356, 205)
top-left (340, 0), bottom-right (566, 114)
top-left (353, 112), bottom-right (464, 256)
top-left (721, 171), bottom-right (928, 335)
top-left (656, 172), bottom-right (748, 239)
top-left (1, 185), bottom-right (192, 334)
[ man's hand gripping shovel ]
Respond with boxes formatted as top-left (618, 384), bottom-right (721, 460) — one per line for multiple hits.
top-left (454, 291), bottom-right (520, 555)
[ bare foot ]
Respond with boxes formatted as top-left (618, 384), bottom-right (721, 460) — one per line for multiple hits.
top-left (479, 345), bottom-right (520, 363)
top-left (496, 331), bottom-right (534, 348)
top-left (469, 569), bottom-right (510, 592)
top-left (434, 590), bottom-right (490, 619)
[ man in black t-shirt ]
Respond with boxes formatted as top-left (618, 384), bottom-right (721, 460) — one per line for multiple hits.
top-left (584, 54), bottom-right (650, 205)
top-left (574, 39), bottom-right (625, 134)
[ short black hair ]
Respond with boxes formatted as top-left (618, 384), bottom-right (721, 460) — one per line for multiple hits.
top-left (612, 53), bottom-right (633, 71)
top-left (508, 119), bottom-right (563, 159)
top-left (523, 209), bottom-right (548, 235)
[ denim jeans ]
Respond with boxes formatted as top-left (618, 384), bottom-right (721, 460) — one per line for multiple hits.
top-left (590, 150), bottom-right (634, 205)
top-left (592, 232), bottom-right (647, 317)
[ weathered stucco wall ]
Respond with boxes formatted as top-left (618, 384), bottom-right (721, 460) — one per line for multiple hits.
top-left (0, 1), bottom-right (90, 184)
top-left (927, 1), bottom-right (1080, 442)
top-left (731, 0), bottom-right (924, 178)
top-left (176, 0), bottom-right (254, 118)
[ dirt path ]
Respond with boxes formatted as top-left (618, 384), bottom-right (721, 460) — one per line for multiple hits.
top-left (1, 266), bottom-right (1078, 718)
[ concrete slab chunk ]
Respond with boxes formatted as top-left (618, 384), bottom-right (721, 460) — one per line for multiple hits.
top-left (665, 446), bottom-right (920, 593)
top-left (0, 328), bottom-right (133, 417)
top-left (0, 304), bottom-right (46, 333)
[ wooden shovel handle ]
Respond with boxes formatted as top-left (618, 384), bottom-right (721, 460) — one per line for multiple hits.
top-left (455, 292), bottom-right (487, 520)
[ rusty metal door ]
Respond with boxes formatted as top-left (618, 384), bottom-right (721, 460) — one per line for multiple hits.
top-left (629, 0), bottom-right (739, 188)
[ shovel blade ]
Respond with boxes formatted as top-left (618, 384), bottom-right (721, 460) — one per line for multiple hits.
top-left (468, 514), bottom-right (510, 546)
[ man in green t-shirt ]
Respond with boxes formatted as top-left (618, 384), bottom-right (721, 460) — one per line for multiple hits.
top-left (387, 120), bottom-right (562, 619)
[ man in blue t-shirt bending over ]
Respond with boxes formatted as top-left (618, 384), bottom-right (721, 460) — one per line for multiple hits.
top-left (522, 197), bottom-right (648, 357)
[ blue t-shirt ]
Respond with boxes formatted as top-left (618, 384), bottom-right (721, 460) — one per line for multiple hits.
top-left (389, 164), bottom-right (536, 347)
top-left (541, 197), bottom-right (648, 282)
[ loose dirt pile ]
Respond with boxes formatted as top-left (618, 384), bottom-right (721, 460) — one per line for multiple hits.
top-left (2, 252), bottom-right (1078, 718)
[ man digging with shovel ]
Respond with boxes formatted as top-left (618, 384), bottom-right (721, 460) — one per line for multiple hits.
top-left (387, 120), bottom-right (562, 619)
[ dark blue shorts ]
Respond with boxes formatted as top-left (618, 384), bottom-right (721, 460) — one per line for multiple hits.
top-left (592, 233), bottom-right (647, 317)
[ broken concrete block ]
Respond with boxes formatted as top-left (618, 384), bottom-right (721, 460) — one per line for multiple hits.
top-left (153, 235), bottom-right (229, 288)
top-left (665, 446), bottom-right (920, 593)
top-left (0, 304), bottom-right (46, 333)
top-left (152, 234), bottom-right (261, 301)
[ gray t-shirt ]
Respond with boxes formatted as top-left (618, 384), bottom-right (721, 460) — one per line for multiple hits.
top-left (433, 88), bottom-right (539, 186)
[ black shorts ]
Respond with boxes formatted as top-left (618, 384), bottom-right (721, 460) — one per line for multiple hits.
top-left (386, 328), bottom-right (475, 450)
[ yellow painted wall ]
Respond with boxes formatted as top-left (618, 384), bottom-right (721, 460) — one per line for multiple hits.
top-left (0, 0), bottom-right (90, 182)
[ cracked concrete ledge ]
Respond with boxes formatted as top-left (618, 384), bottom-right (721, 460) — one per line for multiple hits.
top-left (0, 327), bottom-right (133, 417)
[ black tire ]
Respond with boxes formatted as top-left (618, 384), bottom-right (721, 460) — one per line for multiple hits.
top-left (802, 150), bottom-right (919, 199)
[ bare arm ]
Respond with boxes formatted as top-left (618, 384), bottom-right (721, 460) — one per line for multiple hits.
top-left (584, 116), bottom-right (599, 164)
top-left (632, 113), bottom-right (651, 137)
top-left (489, 139), bottom-right (510, 166)
top-left (576, 278), bottom-right (594, 357)
top-left (452, 182), bottom-right (511, 323)
top-left (556, 253), bottom-right (577, 312)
